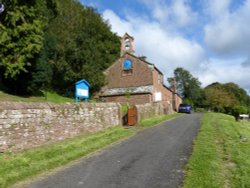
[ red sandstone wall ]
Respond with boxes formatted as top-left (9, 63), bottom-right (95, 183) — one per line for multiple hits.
top-left (135, 101), bottom-right (174, 122)
top-left (105, 54), bottom-right (153, 89)
top-left (104, 94), bottom-right (152, 105)
top-left (0, 102), bottom-right (121, 152)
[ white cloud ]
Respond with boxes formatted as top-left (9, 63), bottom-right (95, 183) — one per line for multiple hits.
top-left (204, 0), bottom-right (250, 55)
top-left (205, 0), bottom-right (231, 18)
top-left (171, 0), bottom-right (198, 27)
top-left (137, 0), bottom-right (197, 29)
top-left (103, 10), bottom-right (134, 35)
top-left (198, 58), bottom-right (250, 92)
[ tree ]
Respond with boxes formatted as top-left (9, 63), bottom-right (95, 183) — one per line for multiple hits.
top-left (204, 82), bottom-right (250, 115)
top-left (0, 0), bottom-right (46, 79)
top-left (0, 0), bottom-right (120, 96)
top-left (174, 67), bottom-right (204, 107)
top-left (47, 0), bottom-right (120, 96)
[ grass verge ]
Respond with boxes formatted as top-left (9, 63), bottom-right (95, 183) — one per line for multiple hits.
top-left (139, 113), bottom-right (183, 127)
top-left (0, 127), bottom-right (134, 188)
top-left (183, 113), bottom-right (250, 188)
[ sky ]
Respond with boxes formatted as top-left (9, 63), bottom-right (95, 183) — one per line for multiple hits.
top-left (80, 0), bottom-right (250, 92)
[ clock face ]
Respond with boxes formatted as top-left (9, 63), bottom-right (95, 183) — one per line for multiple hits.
top-left (123, 59), bottom-right (132, 70)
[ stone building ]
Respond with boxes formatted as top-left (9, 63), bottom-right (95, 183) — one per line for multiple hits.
top-left (99, 33), bottom-right (182, 109)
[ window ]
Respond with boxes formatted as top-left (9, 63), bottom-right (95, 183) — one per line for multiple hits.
top-left (122, 69), bottom-right (133, 76)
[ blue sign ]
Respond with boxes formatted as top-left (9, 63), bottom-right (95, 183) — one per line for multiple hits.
top-left (75, 79), bottom-right (90, 103)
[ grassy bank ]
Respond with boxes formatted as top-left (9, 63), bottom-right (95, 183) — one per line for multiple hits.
top-left (183, 113), bottom-right (250, 188)
top-left (0, 127), bottom-right (134, 188)
top-left (0, 90), bottom-right (74, 103)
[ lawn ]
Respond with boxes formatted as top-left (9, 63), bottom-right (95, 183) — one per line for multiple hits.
top-left (183, 113), bottom-right (250, 188)
top-left (0, 90), bottom-right (74, 103)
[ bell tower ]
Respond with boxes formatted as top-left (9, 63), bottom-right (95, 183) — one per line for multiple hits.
top-left (120, 33), bottom-right (135, 56)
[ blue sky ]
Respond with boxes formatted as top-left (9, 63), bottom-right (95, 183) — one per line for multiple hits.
top-left (80, 0), bottom-right (250, 92)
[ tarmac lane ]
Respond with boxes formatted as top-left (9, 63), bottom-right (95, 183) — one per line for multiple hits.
top-left (25, 113), bottom-right (202, 188)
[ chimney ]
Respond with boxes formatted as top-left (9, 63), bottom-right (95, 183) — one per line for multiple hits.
top-left (168, 77), bottom-right (178, 111)
top-left (139, 56), bottom-right (147, 61)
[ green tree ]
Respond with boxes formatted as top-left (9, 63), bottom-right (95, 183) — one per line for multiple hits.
top-left (0, 0), bottom-right (120, 96)
top-left (0, 0), bottom-right (46, 79)
top-left (174, 67), bottom-right (204, 107)
top-left (48, 0), bottom-right (120, 96)
top-left (204, 82), bottom-right (250, 114)
top-left (204, 83), bottom-right (237, 113)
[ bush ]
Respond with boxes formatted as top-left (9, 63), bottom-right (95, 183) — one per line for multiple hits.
top-left (232, 105), bottom-right (248, 121)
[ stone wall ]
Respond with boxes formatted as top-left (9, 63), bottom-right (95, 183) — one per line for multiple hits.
top-left (0, 102), bottom-right (121, 152)
top-left (103, 93), bottom-right (152, 105)
top-left (135, 101), bottom-right (174, 122)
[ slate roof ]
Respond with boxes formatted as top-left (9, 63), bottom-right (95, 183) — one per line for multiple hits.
top-left (101, 85), bottom-right (154, 96)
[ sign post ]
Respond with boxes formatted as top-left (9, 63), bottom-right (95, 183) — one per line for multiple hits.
top-left (75, 80), bottom-right (90, 103)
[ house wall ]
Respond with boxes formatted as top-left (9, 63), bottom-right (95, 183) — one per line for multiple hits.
top-left (105, 54), bottom-right (153, 89)
top-left (152, 69), bottom-right (173, 102)
top-left (0, 102), bottom-right (121, 152)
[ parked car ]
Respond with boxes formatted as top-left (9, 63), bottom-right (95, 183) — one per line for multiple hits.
top-left (178, 104), bottom-right (192, 114)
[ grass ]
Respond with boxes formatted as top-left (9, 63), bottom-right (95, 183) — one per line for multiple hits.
top-left (0, 127), bottom-right (134, 188)
top-left (0, 90), bottom-right (74, 103)
top-left (139, 113), bottom-right (183, 127)
top-left (183, 113), bottom-right (250, 188)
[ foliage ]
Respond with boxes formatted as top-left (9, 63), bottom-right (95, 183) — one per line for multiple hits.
top-left (0, 0), bottom-right (46, 78)
top-left (0, 0), bottom-right (120, 96)
top-left (173, 68), bottom-right (250, 115)
top-left (173, 67), bottom-right (204, 108)
top-left (183, 113), bottom-right (250, 188)
top-left (46, 0), bottom-right (120, 96)
top-left (232, 105), bottom-right (248, 121)
top-left (204, 82), bottom-right (250, 115)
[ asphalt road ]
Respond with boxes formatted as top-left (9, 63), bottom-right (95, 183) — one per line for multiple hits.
top-left (26, 113), bottom-right (202, 188)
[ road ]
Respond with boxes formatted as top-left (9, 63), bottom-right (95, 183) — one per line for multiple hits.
top-left (26, 113), bottom-right (202, 188)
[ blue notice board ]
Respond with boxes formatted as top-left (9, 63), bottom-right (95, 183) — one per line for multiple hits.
top-left (75, 79), bottom-right (90, 103)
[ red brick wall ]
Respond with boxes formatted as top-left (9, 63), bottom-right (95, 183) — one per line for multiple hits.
top-left (152, 69), bottom-right (173, 102)
top-left (105, 54), bottom-right (153, 88)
